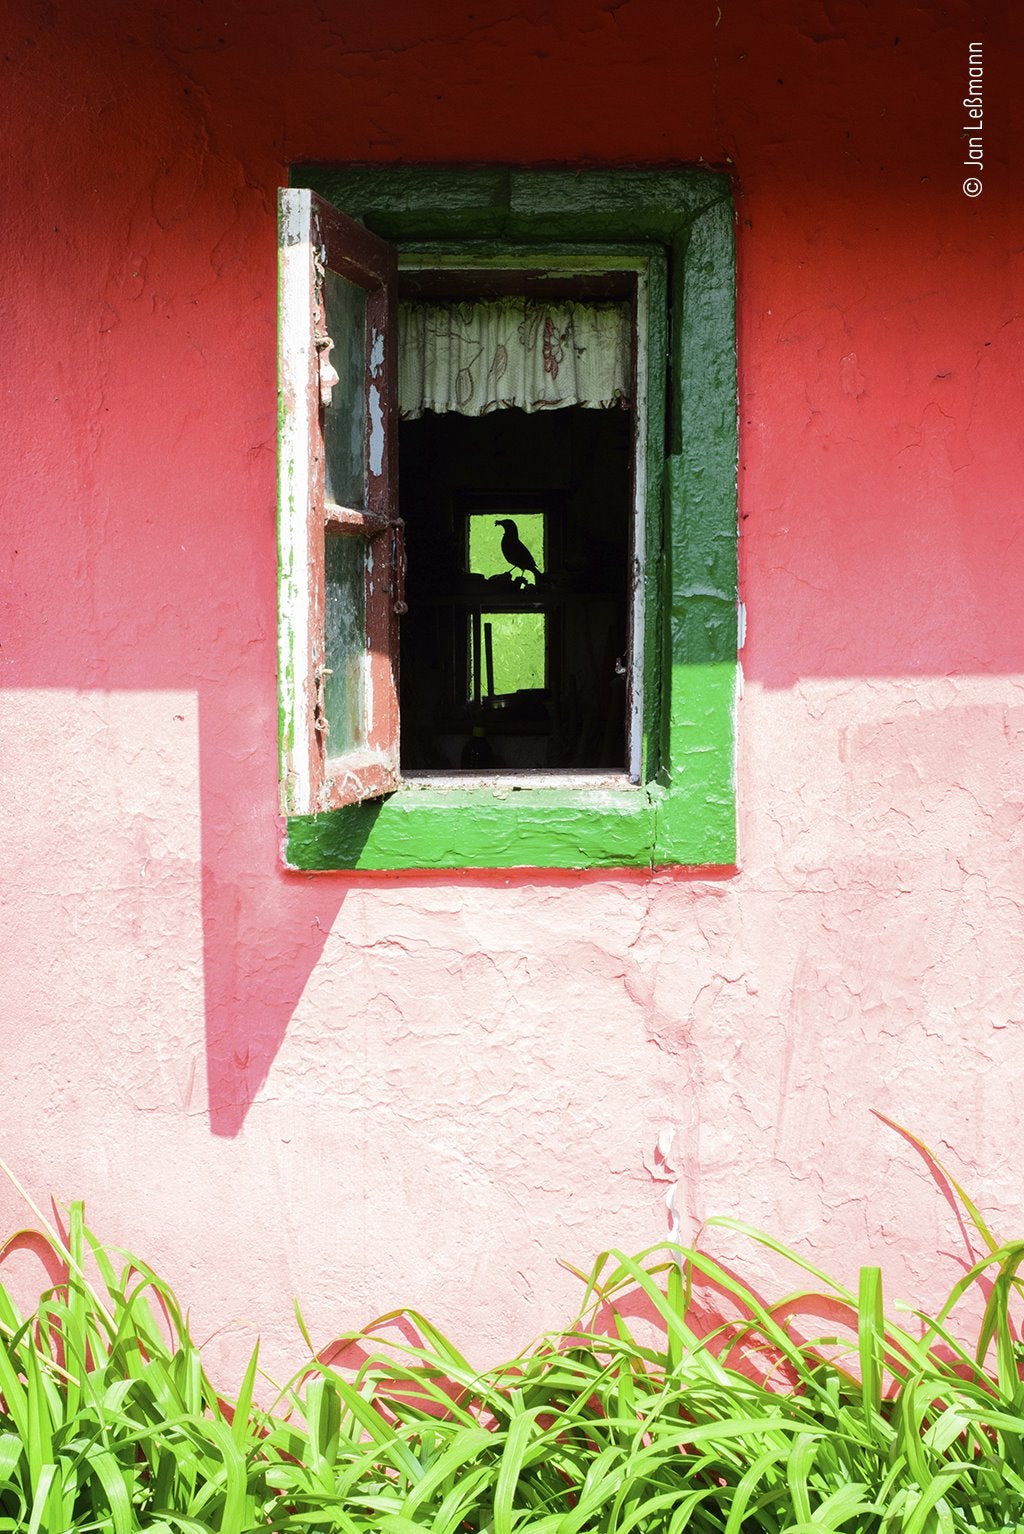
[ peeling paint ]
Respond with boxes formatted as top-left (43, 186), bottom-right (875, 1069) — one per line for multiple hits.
top-left (367, 381), bottom-right (384, 477)
top-left (1, 0), bottom-right (1022, 1397)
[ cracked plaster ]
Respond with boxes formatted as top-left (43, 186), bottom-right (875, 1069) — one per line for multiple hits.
top-left (1, 0), bottom-right (1022, 1385)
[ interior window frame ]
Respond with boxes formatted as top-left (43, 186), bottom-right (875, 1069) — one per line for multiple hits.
top-left (396, 248), bottom-right (651, 786)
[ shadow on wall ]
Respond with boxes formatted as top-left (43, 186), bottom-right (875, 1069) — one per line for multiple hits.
top-left (12, 393), bottom-right (1024, 1143)
top-left (199, 796), bottom-right (347, 1140)
top-left (5, 0), bottom-right (1023, 1142)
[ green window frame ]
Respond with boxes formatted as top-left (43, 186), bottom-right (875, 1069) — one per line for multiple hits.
top-left (278, 167), bottom-right (737, 870)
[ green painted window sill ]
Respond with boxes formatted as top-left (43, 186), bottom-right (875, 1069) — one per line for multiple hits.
top-left (284, 779), bottom-right (734, 872)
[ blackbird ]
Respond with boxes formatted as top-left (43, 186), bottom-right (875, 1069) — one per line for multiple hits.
top-left (495, 519), bottom-right (541, 580)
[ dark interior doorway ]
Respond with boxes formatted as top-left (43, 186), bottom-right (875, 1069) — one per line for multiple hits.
top-left (399, 406), bottom-right (632, 772)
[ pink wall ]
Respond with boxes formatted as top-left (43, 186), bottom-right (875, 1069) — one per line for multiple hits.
top-left (2, 0), bottom-right (1022, 1383)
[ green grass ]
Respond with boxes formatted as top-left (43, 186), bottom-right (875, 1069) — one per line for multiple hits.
top-left (3, 1159), bottom-right (1024, 1532)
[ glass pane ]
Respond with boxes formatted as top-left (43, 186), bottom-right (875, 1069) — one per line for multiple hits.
top-left (468, 513), bottom-right (545, 580)
top-left (469, 611), bottom-right (546, 699)
top-left (323, 267), bottom-right (366, 508)
top-left (324, 534), bottom-right (366, 754)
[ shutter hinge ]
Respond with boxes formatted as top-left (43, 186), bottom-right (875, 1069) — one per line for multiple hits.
top-left (313, 664), bottom-right (332, 738)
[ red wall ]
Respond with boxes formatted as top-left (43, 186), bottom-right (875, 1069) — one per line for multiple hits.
top-left (2, 0), bottom-right (1022, 1382)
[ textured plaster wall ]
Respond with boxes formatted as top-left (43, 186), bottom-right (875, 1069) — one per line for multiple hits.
top-left (2, 0), bottom-right (1022, 1383)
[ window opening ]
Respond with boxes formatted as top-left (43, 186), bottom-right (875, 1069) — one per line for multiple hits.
top-left (397, 284), bottom-right (636, 776)
top-left (278, 167), bottom-right (739, 871)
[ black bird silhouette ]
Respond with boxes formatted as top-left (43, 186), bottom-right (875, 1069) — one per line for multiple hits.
top-left (495, 519), bottom-right (540, 581)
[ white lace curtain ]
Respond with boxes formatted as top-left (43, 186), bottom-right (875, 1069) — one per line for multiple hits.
top-left (398, 298), bottom-right (632, 419)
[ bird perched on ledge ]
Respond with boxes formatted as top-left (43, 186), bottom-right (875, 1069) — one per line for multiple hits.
top-left (495, 519), bottom-right (541, 582)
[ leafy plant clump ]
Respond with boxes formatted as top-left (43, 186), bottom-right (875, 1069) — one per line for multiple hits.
top-left (3, 1169), bottom-right (1024, 1532)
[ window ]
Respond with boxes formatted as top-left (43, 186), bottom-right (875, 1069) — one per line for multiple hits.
top-left (277, 169), bottom-right (737, 870)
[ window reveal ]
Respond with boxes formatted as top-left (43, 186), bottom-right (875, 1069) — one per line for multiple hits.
top-left (277, 168), bottom-right (738, 870)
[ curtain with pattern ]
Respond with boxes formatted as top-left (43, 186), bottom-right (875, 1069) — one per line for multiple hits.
top-left (398, 298), bottom-right (632, 419)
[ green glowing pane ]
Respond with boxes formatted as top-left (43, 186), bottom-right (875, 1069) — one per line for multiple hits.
top-left (470, 612), bottom-right (546, 698)
top-left (469, 513), bottom-right (544, 577)
top-left (322, 268), bottom-right (366, 509)
top-left (324, 534), bottom-right (366, 753)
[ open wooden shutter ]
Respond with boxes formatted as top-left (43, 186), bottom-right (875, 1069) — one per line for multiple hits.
top-left (278, 188), bottom-right (402, 813)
